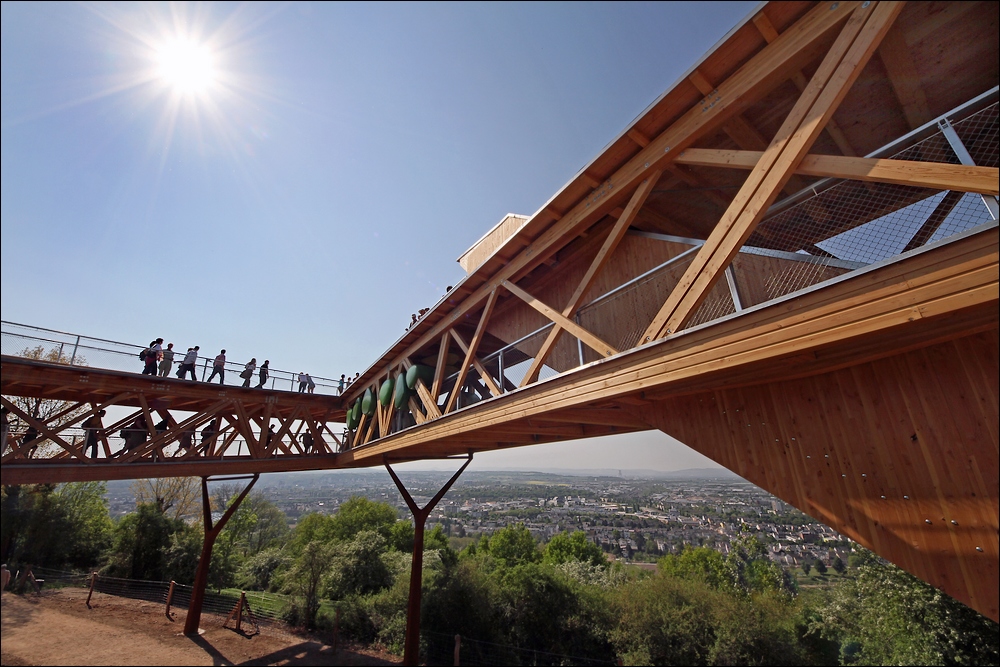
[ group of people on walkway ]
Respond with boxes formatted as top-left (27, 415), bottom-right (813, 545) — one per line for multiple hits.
top-left (139, 339), bottom-right (342, 394)
top-left (337, 372), bottom-right (361, 395)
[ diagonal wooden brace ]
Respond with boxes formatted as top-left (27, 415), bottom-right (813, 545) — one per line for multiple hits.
top-left (643, 1), bottom-right (904, 342)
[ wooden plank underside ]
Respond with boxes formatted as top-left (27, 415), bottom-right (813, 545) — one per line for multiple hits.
top-left (634, 329), bottom-right (999, 621)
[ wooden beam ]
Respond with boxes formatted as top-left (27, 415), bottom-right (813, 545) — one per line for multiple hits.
top-left (540, 408), bottom-right (652, 429)
top-left (643, 2), bottom-right (904, 341)
top-left (1, 397), bottom-right (87, 460)
top-left (369, 0), bottom-right (864, 379)
top-left (521, 172), bottom-right (661, 386)
top-left (407, 396), bottom-right (428, 425)
top-left (626, 128), bottom-right (650, 148)
top-left (878, 25), bottom-right (932, 129)
top-left (580, 171), bottom-right (601, 189)
top-left (501, 280), bottom-right (619, 358)
top-left (752, 9), bottom-right (857, 156)
top-left (402, 359), bottom-right (443, 420)
top-left (444, 289), bottom-right (498, 414)
top-left (448, 328), bottom-right (504, 400)
top-left (337, 228), bottom-right (997, 467)
top-left (674, 148), bottom-right (1000, 195)
top-left (430, 333), bottom-right (451, 402)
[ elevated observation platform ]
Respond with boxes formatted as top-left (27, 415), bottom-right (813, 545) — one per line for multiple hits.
top-left (2, 1), bottom-right (998, 621)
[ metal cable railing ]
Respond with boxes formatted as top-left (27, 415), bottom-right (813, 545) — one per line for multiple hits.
top-left (1, 320), bottom-right (346, 395)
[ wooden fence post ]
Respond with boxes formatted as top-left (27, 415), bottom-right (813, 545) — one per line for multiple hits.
top-left (454, 634), bottom-right (461, 666)
top-left (334, 607), bottom-right (340, 650)
top-left (165, 581), bottom-right (176, 618)
top-left (86, 572), bottom-right (97, 608)
top-left (236, 592), bottom-right (246, 633)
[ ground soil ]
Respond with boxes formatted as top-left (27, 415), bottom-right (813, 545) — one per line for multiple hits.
top-left (1, 589), bottom-right (401, 666)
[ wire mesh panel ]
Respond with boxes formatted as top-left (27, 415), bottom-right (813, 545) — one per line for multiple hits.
top-left (677, 100), bottom-right (999, 333)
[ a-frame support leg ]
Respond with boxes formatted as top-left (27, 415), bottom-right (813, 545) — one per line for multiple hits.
top-left (183, 473), bottom-right (259, 636)
top-left (385, 454), bottom-right (473, 666)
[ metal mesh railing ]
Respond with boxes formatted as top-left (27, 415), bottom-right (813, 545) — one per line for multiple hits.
top-left (1, 320), bottom-right (345, 395)
top-left (698, 100), bottom-right (999, 332)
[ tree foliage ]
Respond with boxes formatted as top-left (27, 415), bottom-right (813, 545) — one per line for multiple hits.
top-left (6, 479), bottom-right (997, 667)
top-left (131, 478), bottom-right (200, 520)
top-left (543, 530), bottom-right (606, 567)
top-left (815, 548), bottom-right (999, 665)
top-left (1, 482), bottom-right (113, 570)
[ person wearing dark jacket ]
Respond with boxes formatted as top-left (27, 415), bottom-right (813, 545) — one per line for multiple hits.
top-left (256, 360), bottom-right (270, 389)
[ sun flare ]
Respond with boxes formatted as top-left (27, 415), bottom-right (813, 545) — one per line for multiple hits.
top-left (156, 39), bottom-right (215, 94)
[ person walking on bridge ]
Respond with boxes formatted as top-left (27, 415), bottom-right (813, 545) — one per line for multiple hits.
top-left (177, 346), bottom-right (199, 380)
top-left (207, 350), bottom-right (227, 384)
top-left (141, 339), bottom-right (162, 375)
top-left (306, 373), bottom-right (316, 393)
top-left (83, 410), bottom-right (106, 459)
top-left (256, 360), bottom-right (270, 389)
top-left (240, 358), bottom-right (257, 388)
top-left (297, 371), bottom-right (308, 393)
top-left (158, 343), bottom-right (175, 377)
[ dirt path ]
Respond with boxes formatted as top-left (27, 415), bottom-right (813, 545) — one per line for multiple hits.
top-left (1, 589), bottom-right (399, 666)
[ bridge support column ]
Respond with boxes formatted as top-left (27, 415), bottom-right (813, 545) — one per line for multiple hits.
top-left (183, 473), bottom-right (259, 636)
top-left (385, 454), bottom-right (472, 666)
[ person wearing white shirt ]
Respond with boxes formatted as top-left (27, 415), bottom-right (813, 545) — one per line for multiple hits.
top-left (241, 358), bottom-right (257, 387)
top-left (178, 346), bottom-right (199, 380)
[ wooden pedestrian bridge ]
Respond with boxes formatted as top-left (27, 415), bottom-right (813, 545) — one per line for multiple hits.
top-left (3, 0), bottom-right (998, 645)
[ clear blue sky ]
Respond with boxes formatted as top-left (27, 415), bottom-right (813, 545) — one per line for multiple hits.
top-left (1, 1), bottom-right (757, 471)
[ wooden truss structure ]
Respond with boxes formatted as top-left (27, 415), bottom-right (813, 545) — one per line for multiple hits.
top-left (0, 358), bottom-right (344, 481)
top-left (334, 1), bottom-right (999, 621)
top-left (2, 1), bottom-right (997, 621)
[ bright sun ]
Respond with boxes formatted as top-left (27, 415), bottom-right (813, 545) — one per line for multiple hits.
top-left (156, 39), bottom-right (215, 94)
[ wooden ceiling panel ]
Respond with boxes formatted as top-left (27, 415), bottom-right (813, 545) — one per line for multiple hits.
top-left (905, 3), bottom-right (999, 120)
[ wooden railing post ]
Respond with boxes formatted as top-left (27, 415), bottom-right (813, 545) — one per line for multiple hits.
top-left (165, 580), bottom-right (176, 618)
top-left (454, 634), bottom-right (461, 666)
top-left (86, 571), bottom-right (97, 608)
top-left (236, 591), bottom-right (246, 633)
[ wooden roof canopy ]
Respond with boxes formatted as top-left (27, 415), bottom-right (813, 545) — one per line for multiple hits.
top-left (349, 0), bottom-right (998, 402)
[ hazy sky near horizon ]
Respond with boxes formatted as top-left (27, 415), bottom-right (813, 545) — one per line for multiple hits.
top-left (1, 1), bottom-right (758, 472)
